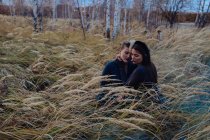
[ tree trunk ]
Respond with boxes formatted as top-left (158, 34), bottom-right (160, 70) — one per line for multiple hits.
top-left (77, 0), bottom-right (86, 40)
top-left (105, 0), bottom-right (111, 39)
top-left (146, 1), bottom-right (151, 29)
top-left (39, 7), bottom-right (43, 32)
top-left (195, 0), bottom-right (202, 26)
top-left (123, 8), bottom-right (127, 35)
top-left (33, 0), bottom-right (38, 32)
top-left (112, 0), bottom-right (121, 39)
top-left (52, 0), bottom-right (56, 22)
top-left (200, 1), bottom-right (210, 27)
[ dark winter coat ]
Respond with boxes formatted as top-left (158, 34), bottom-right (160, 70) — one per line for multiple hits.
top-left (126, 63), bottom-right (157, 89)
top-left (100, 59), bottom-right (137, 87)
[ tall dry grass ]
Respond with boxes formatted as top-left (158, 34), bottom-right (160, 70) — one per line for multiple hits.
top-left (0, 15), bottom-right (210, 139)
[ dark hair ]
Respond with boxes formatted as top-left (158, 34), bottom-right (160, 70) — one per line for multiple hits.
top-left (132, 41), bottom-right (151, 65)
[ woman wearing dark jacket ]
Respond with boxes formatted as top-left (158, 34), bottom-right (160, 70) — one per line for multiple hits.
top-left (126, 41), bottom-right (164, 103)
top-left (126, 41), bottom-right (157, 89)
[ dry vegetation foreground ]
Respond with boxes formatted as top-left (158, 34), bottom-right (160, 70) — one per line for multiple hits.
top-left (0, 15), bottom-right (210, 140)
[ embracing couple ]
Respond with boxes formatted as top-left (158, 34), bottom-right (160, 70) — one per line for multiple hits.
top-left (97, 40), bottom-right (162, 104)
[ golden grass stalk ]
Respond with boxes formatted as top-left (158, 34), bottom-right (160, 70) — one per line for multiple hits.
top-left (188, 91), bottom-right (210, 96)
top-left (81, 76), bottom-right (105, 90)
top-left (63, 89), bottom-right (88, 95)
top-left (0, 131), bottom-right (23, 140)
top-left (116, 109), bottom-right (154, 119)
top-left (27, 101), bottom-right (46, 107)
top-left (197, 125), bottom-right (210, 136)
top-left (123, 118), bottom-right (156, 127)
top-left (99, 117), bottom-right (145, 131)
top-left (23, 96), bottom-right (44, 103)
top-left (2, 103), bottom-right (18, 107)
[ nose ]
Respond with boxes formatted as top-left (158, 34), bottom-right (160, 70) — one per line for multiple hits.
top-left (131, 56), bottom-right (134, 62)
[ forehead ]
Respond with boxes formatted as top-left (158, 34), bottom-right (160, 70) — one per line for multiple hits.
top-left (121, 47), bottom-right (129, 51)
top-left (131, 49), bottom-right (140, 54)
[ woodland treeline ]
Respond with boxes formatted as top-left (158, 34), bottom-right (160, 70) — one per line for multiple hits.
top-left (0, 0), bottom-right (210, 38)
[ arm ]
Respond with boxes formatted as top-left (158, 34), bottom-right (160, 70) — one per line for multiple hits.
top-left (126, 67), bottom-right (145, 89)
top-left (100, 62), bottom-right (112, 87)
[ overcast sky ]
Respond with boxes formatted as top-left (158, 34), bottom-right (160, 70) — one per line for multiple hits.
top-left (2, 0), bottom-right (210, 12)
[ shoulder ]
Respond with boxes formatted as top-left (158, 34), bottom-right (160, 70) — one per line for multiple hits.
top-left (103, 60), bottom-right (118, 72)
top-left (135, 65), bottom-right (145, 72)
top-left (104, 60), bottom-right (117, 68)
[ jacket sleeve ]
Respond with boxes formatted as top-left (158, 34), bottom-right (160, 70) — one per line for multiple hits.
top-left (100, 62), bottom-right (112, 87)
top-left (126, 67), bottom-right (145, 88)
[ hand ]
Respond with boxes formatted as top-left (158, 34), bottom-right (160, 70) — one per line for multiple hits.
top-left (116, 54), bottom-right (122, 61)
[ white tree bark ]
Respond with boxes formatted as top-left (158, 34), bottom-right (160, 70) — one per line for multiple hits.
top-left (32, 0), bottom-right (38, 32)
top-left (9, 0), bottom-right (14, 16)
top-left (91, 0), bottom-right (96, 26)
top-left (32, 0), bottom-right (43, 32)
top-left (123, 8), bottom-right (127, 35)
top-left (105, 0), bottom-right (111, 38)
top-left (52, 0), bottom-right (56, 22)
top-left (146, 0), bottom-right (151, 29)
top-left (112, 0), bottom-right (121, 39)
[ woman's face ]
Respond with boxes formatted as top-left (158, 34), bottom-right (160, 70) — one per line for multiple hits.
top-left (131, 49), bottom-right (143, 64)
top-left (120, 47), bottom-right (130, 63)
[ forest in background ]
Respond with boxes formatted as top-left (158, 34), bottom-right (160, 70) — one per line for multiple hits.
top-left (0, 0), bottom-right (210, 140)
top-left (0, 0), bottom-right (210, 37)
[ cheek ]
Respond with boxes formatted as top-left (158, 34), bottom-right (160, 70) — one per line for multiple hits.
top-left (136, 56), bottom-right (142, 62)
top-left (139, 56), bottom-right (143, 62)
top-left (120, 52), bottom-right (125, 58)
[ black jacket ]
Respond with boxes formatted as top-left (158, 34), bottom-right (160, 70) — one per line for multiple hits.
top-left (101, 59), bottom-right (136, 87)
top-left (126, 63), bottom-right (157, 89)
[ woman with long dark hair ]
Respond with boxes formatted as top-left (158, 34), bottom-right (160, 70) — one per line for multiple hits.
top-left (126, 41), bottom-right (157, 89)
top-left (126, 41), bottom-right (164, 103)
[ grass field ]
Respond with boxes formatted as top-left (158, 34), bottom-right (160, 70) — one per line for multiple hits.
top-left (0, 15), bottom-right (210, 140)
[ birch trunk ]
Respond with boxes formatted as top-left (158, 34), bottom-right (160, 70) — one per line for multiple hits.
top-left (123, 8), bottom-right (127, 35)
top-left (112, 0), bottom-right (121, 39)
top-left (52, 0), bottom-right (56, 23)
top-left (91, 0), bottom-right (96, 27)
top-left (105, 0), bottom-right (111, 39)
top-left (77, 0), bottom-right (86, 40)
top-left (9, 0), bottom-right (16, 23)
top-left (32, 0), bottom-right (38, 32)
top-left (146, 1), bottom-right (151, 29)
top-left (39, 7), bottom-right (43, 32)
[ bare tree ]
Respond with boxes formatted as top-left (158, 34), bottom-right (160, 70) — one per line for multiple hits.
top-left (133, 0), bottom-right (146, 24)
top-left (9, 0), bottom-right (15, 17)
top-left (195, 0), bottom-right (210, 28)
top-left (146, 0), bottom-right (152, 28)
top-left (157, 0), bottom-right (189, 28)
top-left (31, 0), bottom-right (44, 32)
top-left (52, 0), bottom-right (57, 22)
top-left (112, 0), bottom-right (121, 39)
top-left (105, 0), bottom-right (111, 39)
top-left (120, 0), bottom-right (127, 35)
top-left (14, 0), bottom-right (25, 16)
top-left (76, 0), bottom-right (86, 40)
